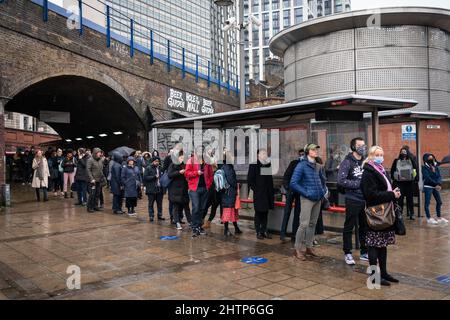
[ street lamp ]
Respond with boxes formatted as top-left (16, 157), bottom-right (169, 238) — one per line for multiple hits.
top-left (214, 0), bottom-right (248, 110)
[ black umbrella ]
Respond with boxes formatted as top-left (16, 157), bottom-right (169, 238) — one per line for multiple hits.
top-left (440, 155), bottom-right (450, 164)
top-left (110, 146), bottom-right (135, 157)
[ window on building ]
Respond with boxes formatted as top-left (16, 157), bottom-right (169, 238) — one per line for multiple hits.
top-left (244, 0), bottom-right (249, 14)
top-left (252, 0), bottom-right (259, 12)
top-left (263, 0), bottom-right (270, 11)
top-left (272, 0), bottom-right (280, 10)
top-left (294, 7), bottom-right (303, 24)
top-left (264, 29), bottom-right (270, 45)
top-left (253, 49), bottom-right (260, 80)
top-left (252, 28), bottom-right (259, 46)
top-left (324, 0), bottom-right (331, 15)
top-left (335, 0), bottom-right (343, 13)
top-left (283, 0), bottom-right (291, 8)
top-left (294, 0), bottom-right (303, 6)
top-left (263, 12), bottom-right (270, 29)
top-left (263, 47), bottom-right (270, 62)
top-left (272, 11), bottom-right (280, 34)
top-left (283, 9), bottom-right (290, 27)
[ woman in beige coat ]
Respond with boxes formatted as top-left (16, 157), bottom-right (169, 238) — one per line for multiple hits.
top-left (32, 149), bottom-right (50, 201)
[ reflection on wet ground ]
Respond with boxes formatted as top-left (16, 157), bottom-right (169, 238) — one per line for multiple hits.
top-left (1, 184), bottom-right (450, 300)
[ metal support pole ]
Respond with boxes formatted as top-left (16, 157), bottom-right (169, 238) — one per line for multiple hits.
top-left (78, 0), bottom-right (83, 36)
top-left (195, 55), bottom-right (199, 83)
top-left (43, 0), bottom-right (48, 22)
top-left (416, 119), bottom-right (422, 218)
top-left (182, 48), bottom-right (186, 79)
top-left (130, 19), bottom-right (134, 57)
top-left (227, 71), bottom-right (231, 94)
top-left (238, 0), bottom-right (245, 109)
top-left (150, 30), bottom-right (154, 65)
top-left (207, 61), bottom-right (211, 87)
top-left (167, 40), bottom-right (171, 72)
top-left (372, 108), bottom-right (379, 146)
top-left (106, 5), bottom-right (111, 47)
top-left (218, 65), bottom-right (221, 90)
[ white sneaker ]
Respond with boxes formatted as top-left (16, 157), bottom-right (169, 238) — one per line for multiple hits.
top-left (345, 254), bottom-right (356, 265)
top-left (427, 218), bottom-right (438, 225)
top-left (176, 222), bottom-right (183, 230)
top-left (437, 217), bottom-right (449, 224)
top-left (128, 213), bottom-right (137, 217)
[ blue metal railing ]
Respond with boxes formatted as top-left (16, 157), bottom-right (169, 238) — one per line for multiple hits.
top-left (4, 0), bottom-right (244, 95)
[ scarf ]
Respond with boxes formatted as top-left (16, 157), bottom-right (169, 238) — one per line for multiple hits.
top-left (368, 160), bottom-right (392, 191)
top-left (36, 157), bottom-right (45, 181)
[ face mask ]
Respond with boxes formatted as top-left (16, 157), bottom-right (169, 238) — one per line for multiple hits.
top-left (356, 145), bottom-right (367, 157)
top-left (373, 156), bottom-right (384, 165)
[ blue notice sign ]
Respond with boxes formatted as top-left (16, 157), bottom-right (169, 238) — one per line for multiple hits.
top-left (402, 124), bottom-right (416, 141)
top-left (160, 235), bottom-right (179, 240)
top-left (240, 256), bottom-right (268, 265)
top-left (436, 275), bottom-right (450, 285)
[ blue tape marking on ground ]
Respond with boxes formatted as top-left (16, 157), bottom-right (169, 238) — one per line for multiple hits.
top-left (240, 256), bottom-right (268, 265)
top-left (436, 276), bottom-right (450, 285)
top-left (160, 236), bottom-right (179, 240)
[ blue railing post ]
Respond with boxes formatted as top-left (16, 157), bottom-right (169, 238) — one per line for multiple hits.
top-left (217, 65), bottom-right (221, 90)
top-left (167, 40), bottom-right (171, 72)
top-left (236, 74), bottom-right (239, 97)
top-left (207, 61), bottom-right (211, 87)
top-left (150, 30), bottom-right (154, 65)
top-left (78, 0), bottom-right (83, 36)
top-left (130, 19), bottom-right (134, 57)
top-left (106, 5), bottom-right (111, 47)
top-left (195, 55), bottom-right (199, 83)
top-left (182, 48), bottom-right (185, 79)
top-left (43, 0), bottom-right (48, 22)
top-left (227, 71), bottom-right (230, 95)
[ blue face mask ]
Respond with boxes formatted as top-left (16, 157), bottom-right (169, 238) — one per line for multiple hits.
top-left (373, 156), bottom-right (384, 165)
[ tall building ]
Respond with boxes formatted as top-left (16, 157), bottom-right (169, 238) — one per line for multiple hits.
top-left (105, 0), bottom-right (238, 82)
top-left (244, 0), bottom-right (351, 82)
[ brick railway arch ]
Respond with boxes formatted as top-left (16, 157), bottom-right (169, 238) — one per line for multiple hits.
top-left (5, 72), bottom-right (149, 151)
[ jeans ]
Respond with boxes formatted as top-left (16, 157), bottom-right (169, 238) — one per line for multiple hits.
top-left (424, 187), bottom-right (442, 219)
top-left (35, 187), bottom-right (48, 201)
top-left (280, 189), bottom-right (301, 239)
top-left (343, 198), bottom-right (367, 255)
top-left (189, 187), bottom-right (209, 230)
top-left (87, 182), bottom-right (102, 211)
top-left (147, 192), bottom-right (163, 218)
top-left (169, 201), bottom-right (174, 221)
top-left (397, 181), bottom-right (414, 217)
top-left (63, 172), bottom-right (75, 193)
top-left (203, 188), bottom-right (222, 221)
top-left (112, 194), bottom-right (123, 212)
top-left (295, 197), bottom-right (321, 250)
top-left (173, 202), bottom-right (192, 224)
top-left (76, 180), bottom-right (87, 204)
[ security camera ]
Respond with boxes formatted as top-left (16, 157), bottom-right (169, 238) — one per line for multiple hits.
top-left (222, 17), bottom-right (236, 31)
top-left (249, 14), bottom-right (262, 27)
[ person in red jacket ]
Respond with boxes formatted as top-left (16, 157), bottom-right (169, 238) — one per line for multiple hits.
top-left (185, 146), bottom-right (214, 237)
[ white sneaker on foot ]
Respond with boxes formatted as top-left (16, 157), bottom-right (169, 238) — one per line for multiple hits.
top-left (437, 217), bottom-right (448, 224)
top-left (427, 218), bottom-right (438, 225)
top-left (176, 222), bottom-right (183, 230)
top-left (345, 254), bottom-right (356, 265)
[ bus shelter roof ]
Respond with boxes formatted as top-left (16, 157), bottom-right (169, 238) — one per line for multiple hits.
top-left (151, 95), bottom-right (417, 129)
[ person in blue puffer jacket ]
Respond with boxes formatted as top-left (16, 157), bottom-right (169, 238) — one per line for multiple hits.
top-left (290, 143), bottom-right (327, 260)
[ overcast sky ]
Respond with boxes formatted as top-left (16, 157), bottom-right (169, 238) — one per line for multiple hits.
top-left (352, 0), bottom-right (450, 10)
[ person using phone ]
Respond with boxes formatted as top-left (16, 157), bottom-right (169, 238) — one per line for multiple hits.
top-left (422, 153), bottom-right (447, 225)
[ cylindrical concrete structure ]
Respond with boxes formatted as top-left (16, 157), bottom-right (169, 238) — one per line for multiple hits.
top-left (270, 7), bottom-right (450, 114)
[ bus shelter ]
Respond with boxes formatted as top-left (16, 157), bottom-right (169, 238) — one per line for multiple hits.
top-left (151, 95), bottom-right (417, 235)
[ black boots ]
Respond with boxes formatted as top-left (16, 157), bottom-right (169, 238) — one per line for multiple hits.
top-left (233, 222), bottom-right (242, 234)
top-left (224, 223), bottom-right (233, 237)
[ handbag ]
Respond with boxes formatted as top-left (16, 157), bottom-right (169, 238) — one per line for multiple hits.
top-left (394, 203), bottom-right (406, 236)
top-left (160, 171), bottom-right (172, 189)
top-left (365, 201), bottom-right (395, 231)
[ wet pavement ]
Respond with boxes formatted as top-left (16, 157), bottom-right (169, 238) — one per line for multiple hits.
top-left (1, 184), bottom-right (450, 300)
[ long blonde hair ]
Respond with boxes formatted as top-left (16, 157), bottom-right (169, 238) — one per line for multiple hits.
top-left (362, 145), bottom-right (384, 166)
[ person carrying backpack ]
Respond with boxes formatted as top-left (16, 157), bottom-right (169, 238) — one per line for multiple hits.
top-left (218, 151), bottom-right (241, 236)
top-left (280, 149), bottom-right (304, 242)
top-left (390, 147), bottom-right (417, 220)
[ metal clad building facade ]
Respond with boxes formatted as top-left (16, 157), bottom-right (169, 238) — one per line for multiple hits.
top-left (272, 8), bottom-right (450, 114)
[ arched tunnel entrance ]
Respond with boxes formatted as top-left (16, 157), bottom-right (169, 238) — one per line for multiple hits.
top-left (5, 75), bottom-right (148, 152)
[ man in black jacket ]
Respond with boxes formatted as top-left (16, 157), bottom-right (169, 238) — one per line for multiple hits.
top-left (337, 137), bottom-right (368, 265)
top-left (280, 149), bottom-right (304, 242)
